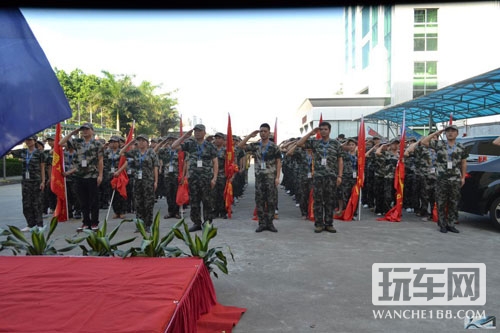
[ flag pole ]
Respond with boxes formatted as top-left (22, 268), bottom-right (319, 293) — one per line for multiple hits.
top-left (106, 190), bottom-right (116, 222)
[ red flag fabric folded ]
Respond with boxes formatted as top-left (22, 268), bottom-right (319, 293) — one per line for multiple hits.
top-left (51, 123), bottom-right (68, 222)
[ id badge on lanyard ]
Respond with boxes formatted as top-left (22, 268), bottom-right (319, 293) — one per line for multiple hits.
top-left (25, 171), bottom-right (30, 179)
top-left (137, 170), bottom-right (143, 179)
top-left (197, 159), bottom-right (203, 168)
top-left (81, 159), bottom-right (87, 167)
top-left (261, 162), bottom-right (266, 170)
top-left (321, 158), bottom-right (327, 166)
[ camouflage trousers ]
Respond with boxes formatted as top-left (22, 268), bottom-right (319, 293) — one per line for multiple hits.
top-left (403, 173), bottom-right (419, 210)
top-left (312, 175), bottom-right (336, 227)
top-left (255, 174), bottom-right (277, 226)
top-left (417, 175), bottom-right (436, 216)
top-left (134, 179), bottom-right (155, 227)
top-left (164, 174), bottom-right (179, 215)
top-left (374, 176), bottom-right (386, 214)
top-left (436, 177), bottom-right (461, 227)
top-left (75, 177), bottom-right (100, 227)
top-left (298, 175), bottom-right (312, 217)
top-left (211, 175), bottom-right (227, 217)
top-left (22, 180), bottom-right (43, 227)
top-left (188, 177), bottom-right (213, 225)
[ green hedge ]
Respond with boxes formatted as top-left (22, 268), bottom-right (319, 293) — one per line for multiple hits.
top-left (0, 158), bottom-right (22, 176)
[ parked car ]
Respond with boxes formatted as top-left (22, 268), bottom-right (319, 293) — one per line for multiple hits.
top-left (456, 135), bottom-right (500, 161)
top-left (459, 154), bottom-right (500, 228)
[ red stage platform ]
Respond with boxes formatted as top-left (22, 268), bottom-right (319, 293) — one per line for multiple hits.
top-left (0, 256), bottom-right (245, 333)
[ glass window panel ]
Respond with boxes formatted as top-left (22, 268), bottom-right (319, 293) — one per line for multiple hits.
top-left (414, 9), bottom-right (425, 23)
top-left (427, 9), bottom-right (438, 23)
top-left (414, 38), bottom-right (425, 51)
top-left (363, 42), bottom-right (370, 68)
top-left (414, 62), bottom-right (425, 74)
top-left (427, 38), bottom-right (438, 51)
top-left (362, 6), bottom-right (370, 37)
top-left (426, 61), bottom-right (437, 75)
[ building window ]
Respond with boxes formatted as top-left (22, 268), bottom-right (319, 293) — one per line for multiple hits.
top-left (351, 8), bottom-right (356, 69)
top-left (362, 6), bottom-right (370, 37)
top-left (414, 8), bottom-right (438, 51)
top-left (372, 6), bottom-right (378, 48)
top-left (362, 42), bottom-right (370, 69)
top-left (413, 61), bottom-right (438, 98)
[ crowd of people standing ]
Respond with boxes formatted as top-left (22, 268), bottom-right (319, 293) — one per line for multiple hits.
top-left (11, 120), bottom-right (485, 235)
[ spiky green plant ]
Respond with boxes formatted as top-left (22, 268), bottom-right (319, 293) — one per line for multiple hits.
top-left (123, 212), bottom-right (184, 258)
top-left (173, 221), bottom-right (234, 278)
top-left (0, 217), bottom-right (77, 255)
top-left (65, 218), bottom-right (136, 257)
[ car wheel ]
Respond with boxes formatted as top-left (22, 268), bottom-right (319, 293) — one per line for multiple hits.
top-left (489, 197), bottom-right (500, 228)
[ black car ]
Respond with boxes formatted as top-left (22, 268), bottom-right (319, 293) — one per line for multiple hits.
top-left (458, 136), bottom-right (500, 227)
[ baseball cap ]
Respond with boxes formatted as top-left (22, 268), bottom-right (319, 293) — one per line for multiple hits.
top-left (214, 132), bottom-right (225, 138)
top-left (45, 135), bottom-right (55, 141)
top-left (373, 135), bottom-right (381, 140)
top-left (108, 135), bottom-right (120, 142)
top-left (25, 135), bottom-right (37, 141)
top-left (165, 134), bottom-right (177, 140)
top-left (193, 124), bottom-right (206, 131)
top-left (80, 122), bottom-right (94, 130)
top-left (136, 134), bottom-right (149, 141)
top-left (390, 138), bottom-right (400, 144)
top-left (444, 124), bottom-right (459, 131)
top-left (346, 137), bottom-right (358, 144)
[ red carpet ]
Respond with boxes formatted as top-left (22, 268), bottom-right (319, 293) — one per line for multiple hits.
top-left (0, 256), bottom-right (245, 333)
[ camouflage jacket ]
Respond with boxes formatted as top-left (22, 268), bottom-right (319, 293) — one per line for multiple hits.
top-left (429, 140), bottom-right (468, 180)
top-left (103, 148), bottom-right (122, 176)
top-left (181, 139), bottom-right (217, 181)
top-left (13, 148), bottom-right (45, 182)
top-left (304, 138), bottom-right (343, 178)
top-left (245, 141), bottom-right (282, 179)
top-left (125, 148), bottom-right (159, 181)
top-left (158, 147), bottom-right (179, 177)
top-left (68, 138), bottom-right (104, 178)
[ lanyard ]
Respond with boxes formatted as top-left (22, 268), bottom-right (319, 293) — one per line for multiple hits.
top-left (82, 139), bottom-right (93, 159)
top-left (446, 143), bottom-right (456, 161)
top-left (197, 142), bottom-right (206, 160)
top-left (306, 154), bottom-right (312, 170)
top-left (320, 140), bottom-right (329, 158)
top-left (260, 141), bottom-right (270, 162)
top-left (25, 149), bottom-right (34, 168)
top-left (139, 150), bottom-right (147, 170)
top-left (168, 148), bottom-right (174, 166)
top-left (350, 153), bottom-right (357, 168)
top-left (111, 151), bottom-right (117, 168)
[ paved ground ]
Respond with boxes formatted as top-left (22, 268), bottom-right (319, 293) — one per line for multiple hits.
top-left (1, 166), bottom-right (499, 332)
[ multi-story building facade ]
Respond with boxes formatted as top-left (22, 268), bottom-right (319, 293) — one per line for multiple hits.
top-left (298, 2), bottom-right (500, 137)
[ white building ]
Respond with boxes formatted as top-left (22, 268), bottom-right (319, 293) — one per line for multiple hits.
top-left (297, 2), bottom-right (500, 137)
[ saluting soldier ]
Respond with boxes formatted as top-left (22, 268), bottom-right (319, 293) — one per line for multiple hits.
top-left (239, 123), bottom-right (282, 233)
top-left (421, 125), bottom-right (468, 233)
top-left (296, 122), bottom-right (343, 233)
top-left (171, 124), bottom-right (218, 232)
top-left (120, 134), bottom-right (159, 233)
top-left (12, 135), bottom-right (46, 231)
top-left (104, 135), bottom-right (127, 219)
top-left (212, 132), bottom-right (228, 219)
top-left (59, 122), bottom-right (104, 232)
top-left (155, 135), bottom-right (181, 219)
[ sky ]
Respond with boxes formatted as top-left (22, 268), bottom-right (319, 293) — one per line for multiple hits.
top-left (20, 8), bottom-right (345, 140)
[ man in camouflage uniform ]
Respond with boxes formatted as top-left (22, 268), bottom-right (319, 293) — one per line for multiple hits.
top-left (421, 125), bottom-right (468, 233)
top-left (11, 135), bottom-right (46, 231)
top-left (406, 136), bottom-right (437, 219)
top-left (155, 135), bottom-right (180, 219)
top-left (375, 138), bottom-right (399, 215)
top-left (211, 132), bottom-right (228, 219)
top-left (239, 123), bottom-right (282, 232)
top-left (120, 134), bottom-right (159, 232)
top-left (286, 140), bottom-right (313, 218)
top-left (338, 138), bottom-right (357, 216)
top-left (232, 135), bottom-right (246, 202)
top-left (172, 124), bottom-right (218, 232)
top-left (296, 122), bottom-right (343, 233)
top-left (59, 122), bottom-right (104, 231)
top-left (43, 135), bottom-right (56, 215)
top-left (62, 141), bottom-right (80, 219)
top-left (403, 137), bottom-right (418, 213)
top-left (104, 135), bottom-right (127, 219)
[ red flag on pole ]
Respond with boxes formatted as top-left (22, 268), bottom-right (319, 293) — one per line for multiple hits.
top-left (316, 113), bottom-right (323, 139)
top-left (337, 116), bottom-right (366, 221)
top-left (51, 123), bottom-right (68, 222)
top-left (367, 126), bottom-right (382, 138)
top-left (378, 112), bottom-right (406, 222)
top-left (111, 121), bottom-right (134, 199)
top-left (224, 113), bottom-right (238, 218)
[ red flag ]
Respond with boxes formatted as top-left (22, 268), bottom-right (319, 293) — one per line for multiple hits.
top-left (367, 126), bottom-right (382, 138)
top-left (308, 188), bottom-right (315, 222)
top-left (316, 113), bottom-right (323, 139)
top-left (378, 112), bottom-right (406, 222)
top-left (51, 123), bottom-right (68, 222)
top-left (111, 121), bottom-right (134, 199)
top-left (224, 113), bottom-right (238, 218)
top-left (337, 116), bottom-right (366, 221)
top-left (176, 115), bottom-right (188, 206)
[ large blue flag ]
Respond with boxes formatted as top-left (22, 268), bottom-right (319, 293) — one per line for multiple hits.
top-left (0, 8), bottom-right (72, 157)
